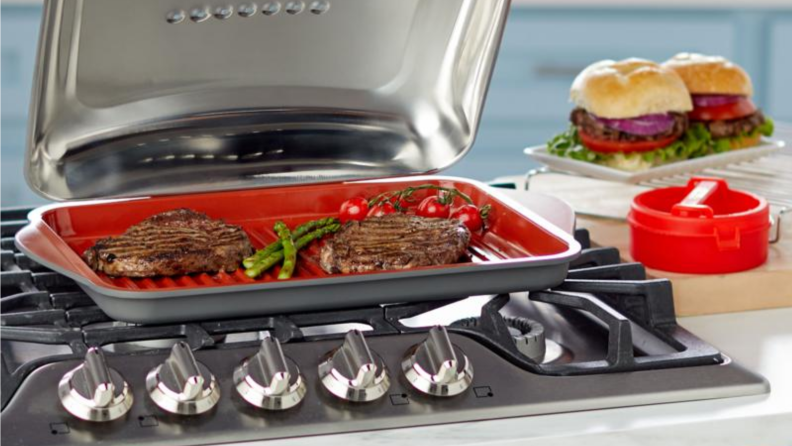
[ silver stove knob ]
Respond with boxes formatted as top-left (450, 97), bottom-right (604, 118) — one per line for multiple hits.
top-left (146, 342), bottom-right (220, 415)
top-left (234, 337), bottom-right (306, 410)
top-left (318, 330), bottom-right (390, 402)
top-left (58, 347), bottom-right (133, 422)
top-left (402, 326), bottom-right (474, 397)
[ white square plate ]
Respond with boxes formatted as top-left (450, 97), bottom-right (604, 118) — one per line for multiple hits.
top-left (524, 140), bottom-right (785, 184)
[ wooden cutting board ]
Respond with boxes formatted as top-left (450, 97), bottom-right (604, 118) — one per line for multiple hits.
top-left (525, 173), bottom-right (792, 317)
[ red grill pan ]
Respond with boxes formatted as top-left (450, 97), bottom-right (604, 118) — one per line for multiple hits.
top-left (15, 176), bottom-right (580, 324)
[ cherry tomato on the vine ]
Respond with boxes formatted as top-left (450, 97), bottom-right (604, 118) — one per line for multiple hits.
top-left (416, 196), bottom-right (451, 219)
top-left (451, 205), bottom-right (484, 231)
top-left (367, 201), bottom-right (398, 218)
top-left (388, 196), bottom-right (410, 210)
top-left (339, 197), bottom-right (369, 223)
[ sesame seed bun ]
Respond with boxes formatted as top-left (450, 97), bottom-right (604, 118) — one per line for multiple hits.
top-left (663, 53), bottom-right (753, 96)
top-left (570, 58), bottom-right (693, 119)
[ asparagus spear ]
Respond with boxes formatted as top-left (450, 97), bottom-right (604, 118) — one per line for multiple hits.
top-left (243, 217), bottom-right (337, 268)
top-left (244, 223), bottom-right (341, 279)
top-left (244, 251), bottom-right (286, 279)
top-left (243, 242), bottom-right (280, 269)
top-left (274, 221), bottom-right (296, 280)
top-left (294, 223), bottom-right (340, 249)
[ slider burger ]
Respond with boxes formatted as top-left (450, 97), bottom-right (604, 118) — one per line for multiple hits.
top-left (663, 53), bottom-right (774, 150)
top-left (548, 58), bottom-right (695, 171)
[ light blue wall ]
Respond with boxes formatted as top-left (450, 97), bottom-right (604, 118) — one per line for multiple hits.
top-left (2, 5), bottom-right (791, 206)
top-left (2, 4), bottom-right (42, 207)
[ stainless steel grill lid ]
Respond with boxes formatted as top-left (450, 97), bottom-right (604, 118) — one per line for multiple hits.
top-left (26, 0), bottom-right (511, 200)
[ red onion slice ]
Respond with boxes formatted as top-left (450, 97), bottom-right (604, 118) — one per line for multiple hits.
top-left (594, 113), bottom-right (675, 136)
top-left (692, 94), bottom-right (743, 108)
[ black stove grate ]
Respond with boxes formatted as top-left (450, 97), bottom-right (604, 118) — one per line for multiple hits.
top-left (0, 207), bottom-right (722, 411)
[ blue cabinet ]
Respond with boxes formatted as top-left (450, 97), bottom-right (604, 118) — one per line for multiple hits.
top-left (483, 12), bottom-right (736, 124)
top-left (445, 123), bottom-right (550, 180)
top-left (768, 16), bottom-right (792, 121)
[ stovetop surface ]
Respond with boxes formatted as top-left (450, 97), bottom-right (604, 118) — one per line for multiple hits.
top-left (0, 207), bottom-right (769, 446)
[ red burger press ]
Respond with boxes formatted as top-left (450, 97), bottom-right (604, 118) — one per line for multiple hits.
top-left (629, 176), bottom-right (770, 274)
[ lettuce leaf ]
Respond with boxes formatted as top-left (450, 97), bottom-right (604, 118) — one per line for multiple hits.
top-left (547, 116), bottom-right (775, 171)
top-left (758, 117), bottom-right (775, 137)
top-left (712, 116), bottom-right (775, 150)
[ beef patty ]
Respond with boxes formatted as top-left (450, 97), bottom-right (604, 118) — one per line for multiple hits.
top-left (320, 214), bottom-right (471, 274)
top-left (697, 110), bottom-right (765, 139)
top-left (83, 208), bottom-right (254, 278)
top-left (570, 108), bottom-right (688, 143)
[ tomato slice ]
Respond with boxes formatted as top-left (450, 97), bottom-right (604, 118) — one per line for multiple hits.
top-left (688, 97), bottom-right (756, 121)
top-left (578, 130), bottom-right (678, 153)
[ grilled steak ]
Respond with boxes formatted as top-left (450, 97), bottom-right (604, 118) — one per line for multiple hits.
top-left (698, 110), bottom-right (765, 139)
top-left (570, 108), bottom-right (688, 142)
top-left (83, 208), bottom-right (254, 278)
top-left (320, 214), bottom-right (471, 274)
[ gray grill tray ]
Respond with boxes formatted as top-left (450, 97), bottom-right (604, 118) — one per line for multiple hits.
top-left (15, 177), bottom-right (581, 324)
top-left (85, 261), bottom-right (573, 324)
top-left (20, 245), bottom-right (578, 324)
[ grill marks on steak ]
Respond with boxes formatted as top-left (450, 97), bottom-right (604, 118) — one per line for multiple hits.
top-left (83, 208), bottom-right (254, 278)
top-left (320, 214), bottom-right (471, 274)
top-left (570, 108), bottom-right (688, 142)
top-left (698, 110), bottom-right (765, 139)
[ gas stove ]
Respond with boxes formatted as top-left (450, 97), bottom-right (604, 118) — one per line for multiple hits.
top-left (0, 207), bottom-right (767, 446)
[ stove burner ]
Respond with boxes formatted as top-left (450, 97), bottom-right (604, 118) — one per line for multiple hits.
top-left (451, 316), bottom-right (547, 363)
top-left (506, 318), bottom-right (546, 362)
top-left (469, 317), bottom-right (565, 364)
top-left (542, 340), bottom-right (565, 364)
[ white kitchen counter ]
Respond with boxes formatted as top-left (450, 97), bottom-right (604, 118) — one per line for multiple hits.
top-left (238, 307), bottom-right (792, 445)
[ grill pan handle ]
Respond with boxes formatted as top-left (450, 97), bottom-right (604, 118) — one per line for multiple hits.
top-left (15, 220), bottom-right (99, 287)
